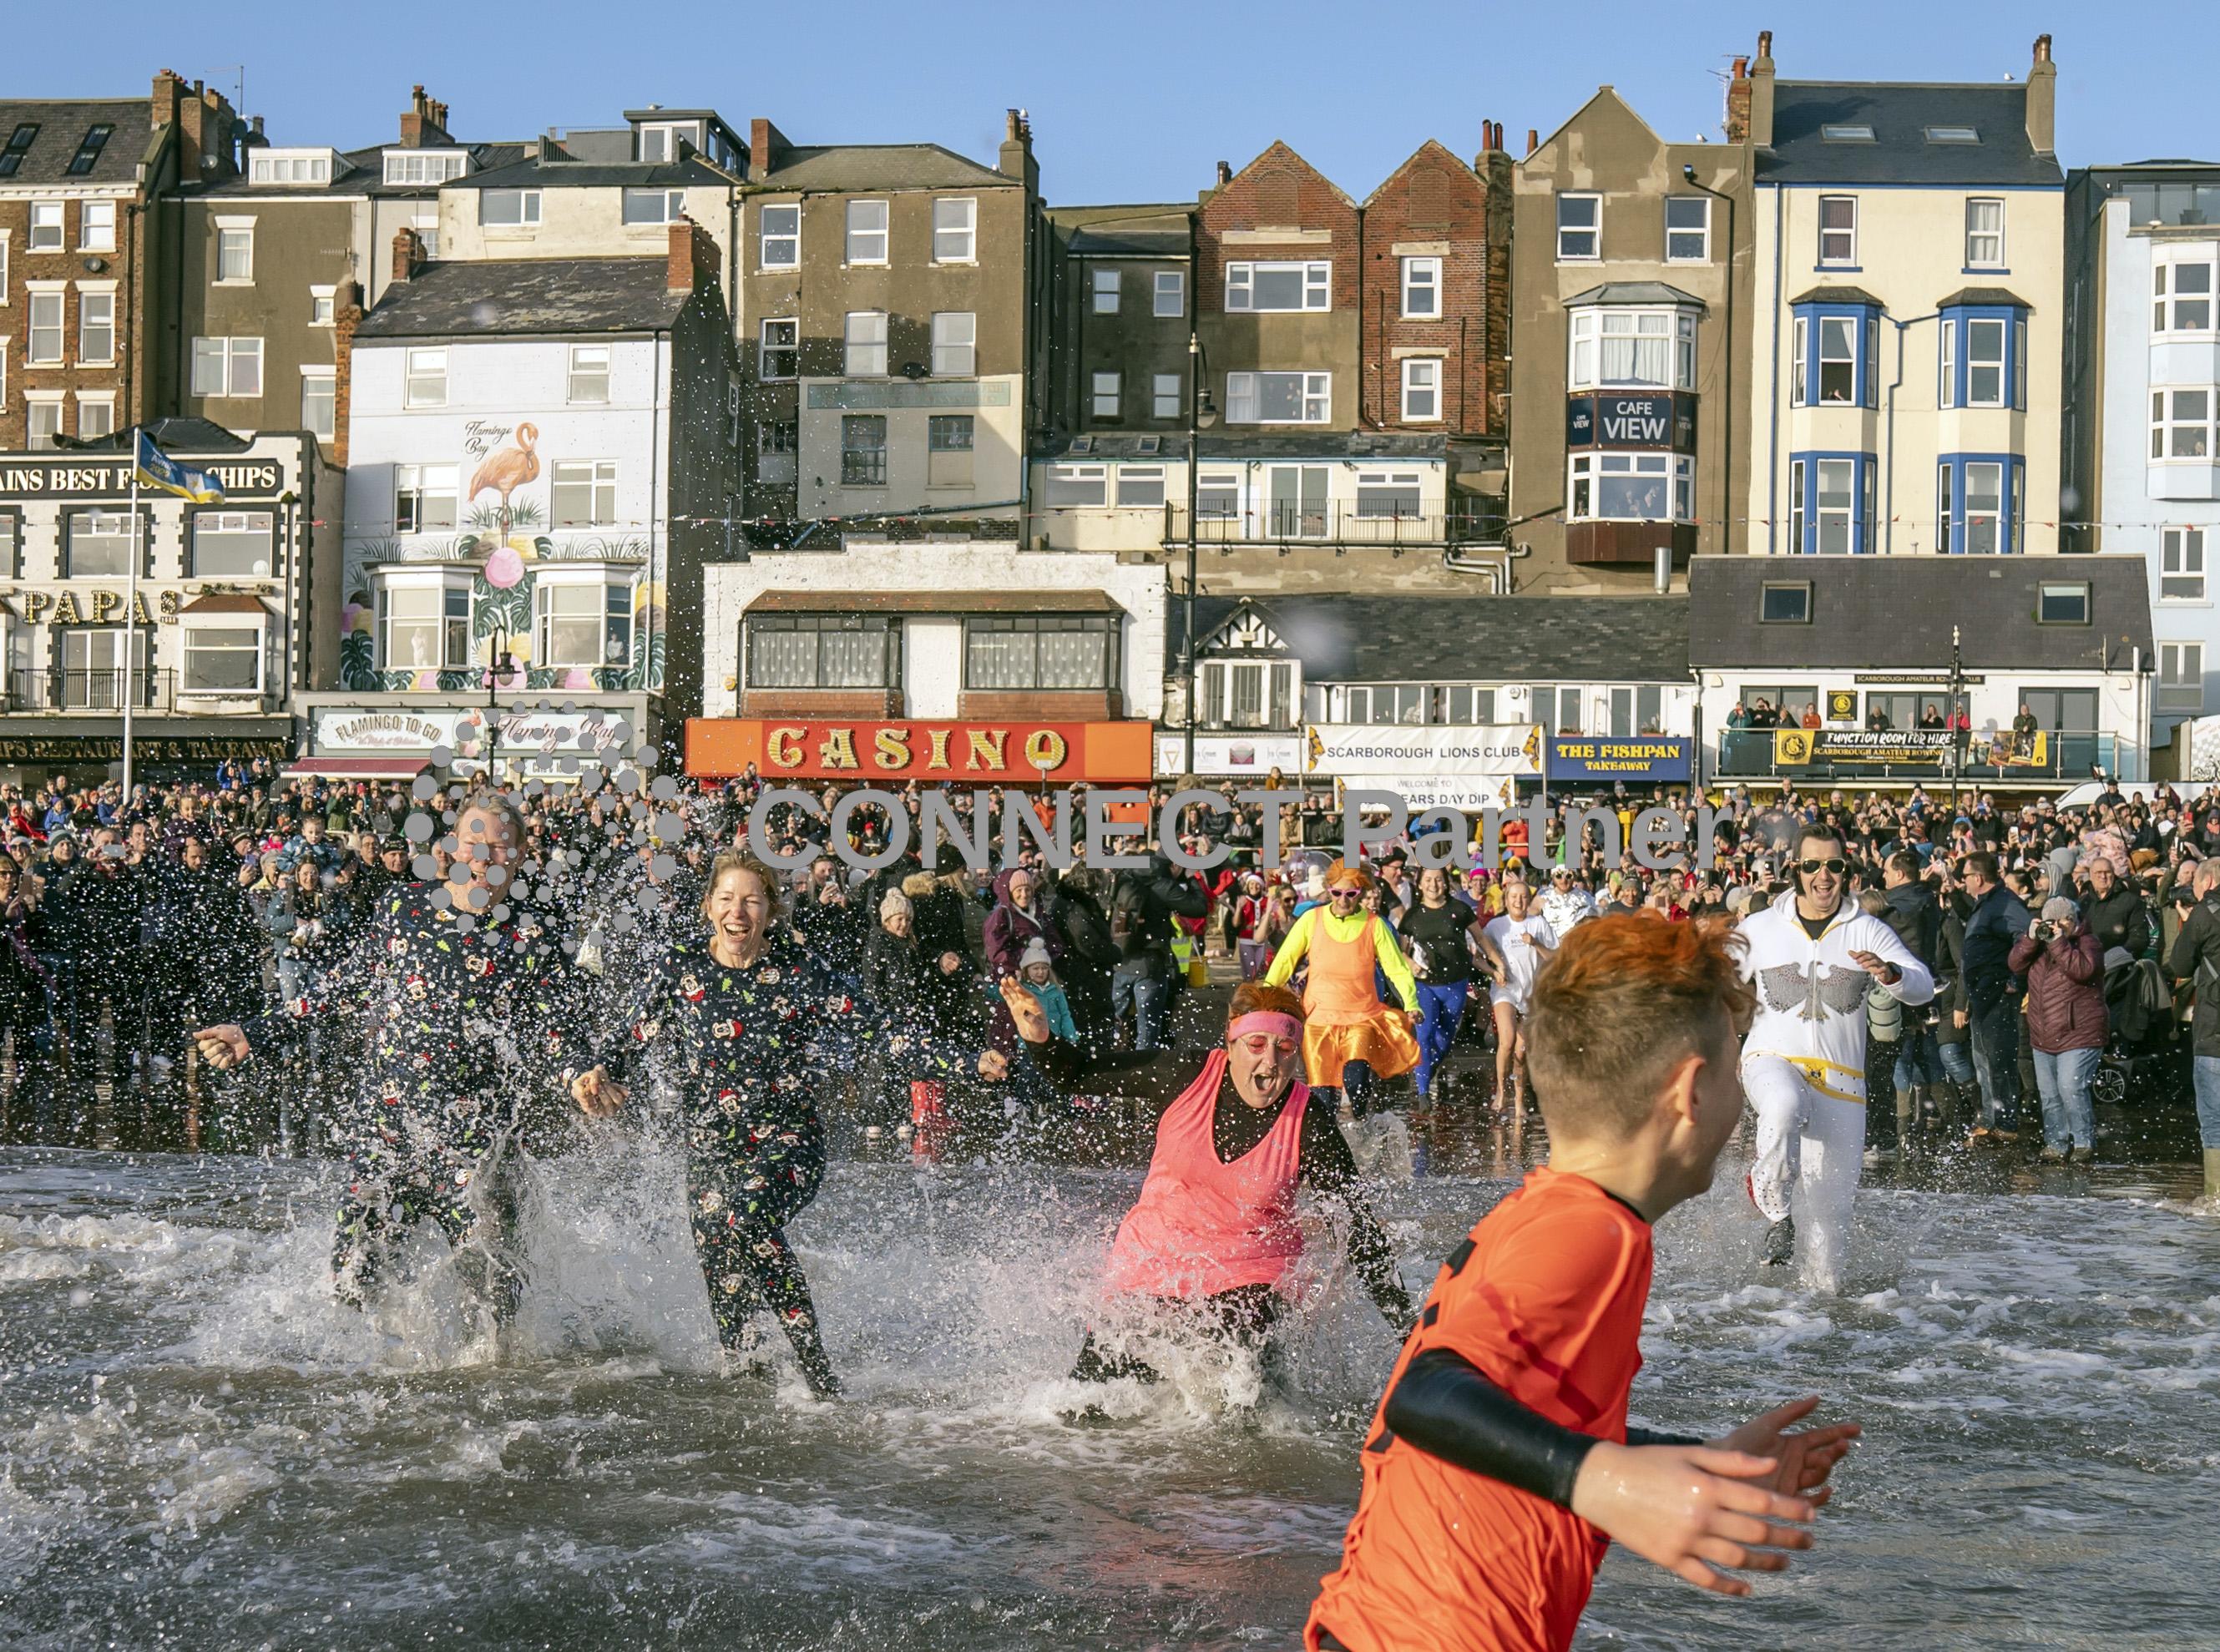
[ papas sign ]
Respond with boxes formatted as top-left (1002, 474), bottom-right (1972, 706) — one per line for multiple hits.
top-left (0, 457), bottom-right (286, 501)
top-left (686, 718), bottom-right (1155, 784)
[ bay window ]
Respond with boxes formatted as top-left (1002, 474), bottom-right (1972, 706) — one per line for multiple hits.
top-left (2151, 387), bottom-right (2216, 459)
top-left (1785, 455), bottom-right (1875, 554)
top-left (1935, 455), bottom-right (2024, 554)
top-left (1791, 302), bottom-right (1878, 407)
top-left (964, 615), bottom-right (1118, 691)
top-left (1224, 261), bottom-right (1331, 312)
top-left (1567, 306), bottom-right (1698, 392)
top-left (374, 573), bottom-right (473, 670)
top-left (1566, 452), bottom-right (1695, 523)
top-left (534, 573), bottom-right (634, 669)
top-left (2152, 256), bottom-right (2215, 335)
top-left (747, 613), bottom-right (898, 689)
top-left (1225, 371), bottom-right (1329, 424)
top-left (182, 625), bottom-right (263, 694)
top-left (1939, 301), bottom-right (2029, 411)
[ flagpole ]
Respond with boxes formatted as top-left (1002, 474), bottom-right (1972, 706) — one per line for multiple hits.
top-left (123, 428), bottom-right (139, 804)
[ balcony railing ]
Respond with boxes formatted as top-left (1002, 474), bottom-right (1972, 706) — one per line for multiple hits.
top-left (1716, 727), bottom-right (2129, 784)
top-left (1161, 503), bottom-right (1501, 548)
top-left (2, 669), bottom-right (275, 715)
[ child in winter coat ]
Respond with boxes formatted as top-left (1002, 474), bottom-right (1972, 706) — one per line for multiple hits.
top-left (993, 937), bottom-right (1080, 1054)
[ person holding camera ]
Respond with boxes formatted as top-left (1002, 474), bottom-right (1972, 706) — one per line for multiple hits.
top-left (2007, 897), bottom-right (2105, 1164)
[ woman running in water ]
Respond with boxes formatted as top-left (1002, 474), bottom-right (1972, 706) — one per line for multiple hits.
top-left (1483, 876), bottom-right (1556, 1112)
top-left (1263, 861), bottom-right (1419, 1113)
top-left (1071, 982), bottom-right (1414, 1388)
top-left (572, 852), bottom-right (1013, 1397)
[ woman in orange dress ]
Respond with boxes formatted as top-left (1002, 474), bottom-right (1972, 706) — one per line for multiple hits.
top-left (1262, 861), bottom-right (1419, 1112)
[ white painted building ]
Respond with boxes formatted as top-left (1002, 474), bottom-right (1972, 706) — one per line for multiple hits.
top-left (2066, 160), bottom-right (2220, 740)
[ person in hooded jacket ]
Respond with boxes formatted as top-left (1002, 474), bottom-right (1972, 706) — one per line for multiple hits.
top-left (1051, 866), bottom-right (1120, 1057)
top-left (984, 866), bottom-right (1061, 981)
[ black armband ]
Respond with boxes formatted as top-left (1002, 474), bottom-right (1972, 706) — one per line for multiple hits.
top-left (1380, 1347), bottom-right (1602, 1509)
top-left (1626, 1424), bottom-right (1703, 1448)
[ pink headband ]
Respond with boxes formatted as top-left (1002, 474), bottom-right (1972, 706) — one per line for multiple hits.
top-left (1228, 1012), bottom-right (1302, 1043)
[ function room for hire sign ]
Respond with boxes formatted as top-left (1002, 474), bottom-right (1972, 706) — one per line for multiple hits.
top-left (1302, 724), bottom-right (1543, 811)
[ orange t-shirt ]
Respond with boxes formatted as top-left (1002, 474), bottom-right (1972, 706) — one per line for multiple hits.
top-left (1307, 1168), bottom-right (1654, 1652)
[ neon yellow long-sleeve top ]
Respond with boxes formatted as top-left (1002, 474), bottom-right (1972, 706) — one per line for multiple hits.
top-left (1262, 906), bottom-right (1418, 1013)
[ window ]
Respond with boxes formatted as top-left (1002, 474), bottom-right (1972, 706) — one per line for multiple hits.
top-left (621, 188), bottom-right (685, 226)
top-left (840, 415), bottom-right (887, 485)
top-left (747, 614), bottom-right (898, 690)
top-left (2162, 644), bottom-right (2206, 714)
top-left (1264, 465), bottom-right (1328, 538)
top-left (1092, 268), bottom-right (1121, 314)
top-left (1761, 582), bottom-right (1812, 624)
top-left (1152, 372), bottom-right (1181, 418)
top-left (403, 346), bottom-right (446, 407)
top-left (1196, 472), bottom-right (1240, 521)
top-left (2036, 581), bottom-right (2089, 625)
top-left (1666, 196), bottom-right (1710, 263)
top-left (1812, 457), bottom-right (1858, 553)
top-left (1356, 470), bottom-right (1423, 518)
top-left (412, 213), bottom-right (439, 258)
top-left (965, 615), bottom-right (1118, 691)
top-left (301, 370), bottom-right (335, 439)
top-left (76, 396), bottom-right (114, 440)
top-left (1965, 199), bottom-right (2004, 267)
top-left (64, 508), bottom-right (139, 576)
top-left (1091, 371), bottom-right (1120, 418)
top-left (1556, 194), bottom-right (1600, 260)
top-left (1821, 124), bottom-right (1875, 143)
top-left (2151, 388), bottom-right (2214, 459)
top-left (757, 319), bottom-right (797, 381)
top-left (78, 200), bottom-right (115, 252)
top-left (0, 513), bottom-right (16, 578)
top-left (1400, 256), bottom-right (1441, 318)
top-left (377, 578), bottom-right (471, 669)
top-left (843, 311), bottom-right (887, 376)
top-left (310, 285), bottom-right (336, 326)
top-left (638, 125), bottom-right (672, 163)
top-left (2162, 527), bottom-right (2207, 601)
top-left (933, 198), bottom-right (975, 262)
top-left (567, 343), bottom-right (610, 403)
top-left (1792, 316), bottom-right (1808, 406)
top-left (1225, 371), bottom-right (1330, 424)
top-left (1567, 452), bottom-right (1696, 523)
top-left (214, 223), bottom-right (255, 282)
top-left (845, 200), bottom-right (888, 265)
top-left (65, 123), bottom-right (113, 175)
top-left (534, 578), bottom-right (630, 669)
top-left (27, 292), bottom-right (64, 365)
top-left (550, 460), bottom-right (618, 527)
top-left (757, 422), bottom-right (798, 485)
top-left (190, 336), bottom-right (263, 397)
top-left (1568, 308), bottom-right (1698, 391)
top-left (0, 124), bottom-right (37, 180)
top-left (1963, 461), bottom-right (2005, 554)
top-left (1818, 316), bottom-right (1857, 403)
top-left (1818, 195), bottom-right (1857, 265)
top-left (1116, 465), bottom-right (1166, 508)
top-left (393, 463), bottom-right (459, 533)
top-left (28, 202), bottom-right (63, 251)
top-left (931, 311), bottom-right (976, 376)
top-left (1400, 358), bottom-right (1440, 422)
top-left (928, 415), bottom-right (974, 488)
top-left (1965, 318), bottom-right (2006, 406)
top-left (1045, 463), bottom-right (1106, 507)
top-left (1224, 261), bottom-right (1331, 312)
top-left (61, 628), bottom-right (147, 709)
top-left (191, 509), bottom-right (276, 576)
top-left (1154, 270), bottom-right (1185, 317)
top-left (181, 627), bottom-right (262, 695)
top-left (480, 189), bottom-right (540, 227)
top-left (250, 149), bottom-right (332, 185)
top-left (2154, 258), bottom-right (2215, 334)
top-left (759, 203), bottom-right (800, 270)
top-left (77, 290), bottom-right (114, 364)
top-left (382, 150), bottom-right (466, 185)
top-left (26, 399), bottom-right (62, 451)
top-left (1939, 319), bottom-right (1956, 407)
top-left (1927, 126), bottom-right (1980, 144)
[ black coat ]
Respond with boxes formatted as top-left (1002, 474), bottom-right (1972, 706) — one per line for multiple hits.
top-left (2167, 896), bottom-right (2220, 1061)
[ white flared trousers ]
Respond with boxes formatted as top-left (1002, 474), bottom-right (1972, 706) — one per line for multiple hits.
top-left (1743, 1053), bottom-right (1864, 1291)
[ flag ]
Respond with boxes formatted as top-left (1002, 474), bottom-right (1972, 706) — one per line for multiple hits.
top-left (132, 428), bottom-right (225, 505)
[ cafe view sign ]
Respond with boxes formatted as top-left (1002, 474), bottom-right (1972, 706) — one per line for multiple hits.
top-left (685, 718), bottom-right (1156, 784)
top-left (0, 588), bottom-right (182, 624)
top-left (0, 457), bottom-right (286, 501)
top-left (1564, 393), bottom-right (1697, 453)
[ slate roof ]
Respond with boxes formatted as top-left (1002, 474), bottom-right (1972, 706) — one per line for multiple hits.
top-left (761, 144), bottom-right (1011, 192)
top-left (1036, 433), bottom-right (1192, 460)
top-left (1563, 281), bottom-right (1706, 311)
top-left (1687, 555), bottom-right (2153, 669)
top-left (193, 140), bottom-right (533, 198)
top-left (353, 257), bottom-right (683, 339)
top-left (1937, 285), bottom-right (2032, 310)
top-left (454, 153), bottom-right (731, 191)
top-left (1062, 207), bottom-right (1192, 256)
top-left (1180, 594), bottom-right (1690, 682)
top-left (0, 99), bottom-right (151, 188)
top-left (1198, 432), bottom-right (1447, 462)
top-left (63, 417), bottom-right (251, 453)
top-left (1763, 83), bottom-right (2062, 187)
top-left (1790, 285), bottom-right (1885, 307)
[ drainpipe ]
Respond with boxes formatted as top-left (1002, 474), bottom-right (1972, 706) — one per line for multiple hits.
top-left (1764, 184), bottom-right (1783, 553)
top-left (1883, 312), bottom-right (1940, 555)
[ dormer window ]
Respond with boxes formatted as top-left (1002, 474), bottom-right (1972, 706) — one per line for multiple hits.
top-left (250, 149), bottom-right (338, 186)
top-left (383, 149), bottom-right (468, 186)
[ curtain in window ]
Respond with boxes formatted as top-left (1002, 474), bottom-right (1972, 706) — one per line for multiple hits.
top-left (968, 626), bottom-right (1033, 689)
top-left (818, 627), bottom-right (884, 687)
top-left (751, 628), bottom-right (817, 687)
top-left (1037, 624), bottom-right (1105, 689)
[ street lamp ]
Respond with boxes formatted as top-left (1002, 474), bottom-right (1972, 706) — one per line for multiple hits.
top-left (483, 624), bottom-right (517, 785)
top-left (1182, 328), bottom-right (1219, 778)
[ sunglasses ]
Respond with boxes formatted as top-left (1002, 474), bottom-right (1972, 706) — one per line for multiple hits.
top-left (1798, 857), bottom-right (1849, 875)
top-left (1327, 887), bottom-right (1364, 900)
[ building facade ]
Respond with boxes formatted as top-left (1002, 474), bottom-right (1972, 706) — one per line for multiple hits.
top-left (0, 421), bottom-right (336, 780)
top-left (301, 224), bottom-right (741, 774)
top-left (2066, 159), bottom-right (2220, 738)
top-left (1743, 33), bottom-right (2066, 562)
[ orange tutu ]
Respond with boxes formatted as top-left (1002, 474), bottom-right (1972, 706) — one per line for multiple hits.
top-left (1302, 1012), bottom-right (1419, 1089)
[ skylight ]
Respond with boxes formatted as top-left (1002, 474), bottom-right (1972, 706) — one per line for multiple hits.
top-left (65, 124), bottom-right (114, 175)
top-left (0, 123), bottom-right (38, 179)
top-left (1821, 124), bottom-right (1875, 142)
top-left (1926, 126), bottom-right (1980, 144)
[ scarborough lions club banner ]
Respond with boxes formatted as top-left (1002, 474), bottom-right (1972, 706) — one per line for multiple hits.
top-left (1303, 723), bottom-right (1542, 811)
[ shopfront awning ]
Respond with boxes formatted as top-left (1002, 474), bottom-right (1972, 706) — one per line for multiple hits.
top-left (281, 756), bottom-right (432, 781)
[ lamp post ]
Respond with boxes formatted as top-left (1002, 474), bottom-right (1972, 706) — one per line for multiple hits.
top-left (1948, 623), bottom-right (1965, 815)
top-left (1182, 328), bottom-right (1219, 778)
top-left (483, 624), bottom-right (516, 786)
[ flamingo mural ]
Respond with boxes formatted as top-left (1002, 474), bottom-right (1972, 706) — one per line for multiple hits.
top-left (467, 421), bottom-right (540, 533)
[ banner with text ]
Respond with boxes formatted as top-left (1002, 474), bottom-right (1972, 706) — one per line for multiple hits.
top-left (1548, 735), bottom-right (1692, 782)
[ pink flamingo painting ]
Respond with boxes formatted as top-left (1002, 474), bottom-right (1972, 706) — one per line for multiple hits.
top-left (467, 422), bottom-right (539, 533)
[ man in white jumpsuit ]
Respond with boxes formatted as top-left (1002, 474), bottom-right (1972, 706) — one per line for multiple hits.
top-left (1740, 827), bottom-right (1934, 1289)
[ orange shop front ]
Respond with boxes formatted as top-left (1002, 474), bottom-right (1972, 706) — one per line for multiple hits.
top-left (685, 718), bottom-right (1156, 786)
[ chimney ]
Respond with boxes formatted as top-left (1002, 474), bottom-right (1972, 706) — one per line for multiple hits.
top-left (1725, 56), bottom-right (1752, 143)
top-left (998, 107), bottom-right (1037, 190)
top-left (1215, 159), bottom-right (1232, 187)
top-left (250, 114), bottom-right (265, 141)
top-left (392, 225), bottom-right (425, 285)
top-left (331, 280), bottom-right (367, 468)
top-left (2025, 33), bottom-right (2056, 155)
top-left (667, 216), bottom-right (717, 293)
top-left (1525, 129), bottom-right (1539, 156)
top-left (748, 117), bottom-right (786, 182)
top-left (1747, 30), bottom-right (1777, 149)
top-left (399, 85), bottom-right (453, 149)
top-left (150, 68), bottom-right (183, 135)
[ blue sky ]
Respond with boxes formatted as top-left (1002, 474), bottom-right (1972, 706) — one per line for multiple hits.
top-left (9, 1), bottom-right (2217, 202)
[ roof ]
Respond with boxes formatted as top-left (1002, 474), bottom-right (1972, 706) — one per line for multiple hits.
top-left (762, 143), bottom-right (1010, 193)
top-left (1036, 433), bottom-right (1191, 461)
top-left (1198, 432), bottom-right (1446, 462)
top-left (749, 590), bottom-right (1123, 614)
top-left (1763, 83), bottom-right (2062, 187)
top-left (0, 99), bottom-right (151, 188)
top-left (454, 153), bottom-right (731, 191)
top-left (1182, 594), bottom-right (1690, 682)
top-left (194, 140), bottom-right (533, 198)
top-left (63, 417), bottom-right (251, 453)
top-left (354, 257), bottom-right (685, 339)
top-left (1789, 285), bottom-right (1885, 306)
top-left (1687, 556), bottom-right (2154, 670)
top-left (1936, 285), bottom-right (2032, 310)
top-left (1563, 281), bottom-right (1706, 311)
top-left (180, 594), bottom-right (273, 615)
top-left (1065, 210), bottom-right (1191, 257)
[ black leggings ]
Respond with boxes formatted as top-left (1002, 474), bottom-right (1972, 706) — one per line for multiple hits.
top-left (1070, 1283), bottom-right (1285, 1384)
